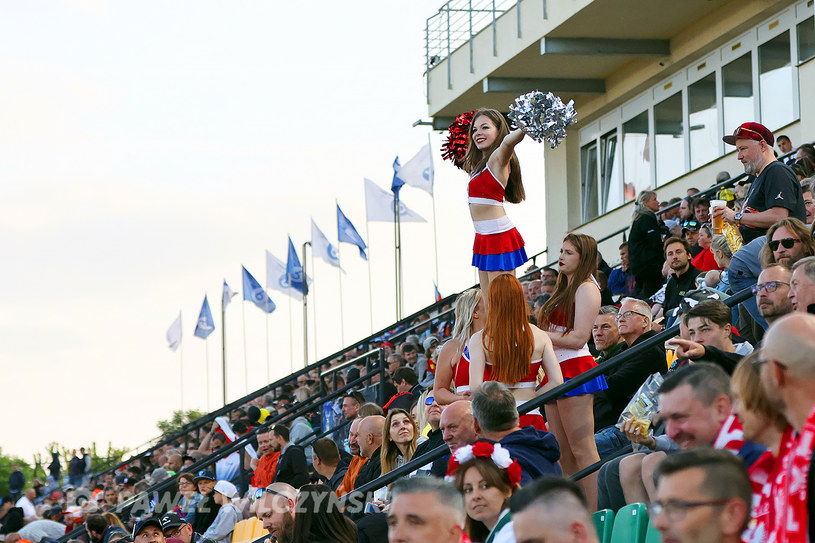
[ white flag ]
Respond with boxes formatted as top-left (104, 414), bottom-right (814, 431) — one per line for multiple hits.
top-left (364, 178), bottom-right (427, 223)
top-left (311, 218), bottom-right (341, 268)
top-left (222, 280), bottom-right (237, 308)
top-left (166, 312), bottom-right (182, 351)
top-left (266, 250), bottom-right (312, 301)
top-left (394, 143), bottom-right (434, 195)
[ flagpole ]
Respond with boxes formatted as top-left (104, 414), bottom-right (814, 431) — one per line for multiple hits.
top-left (395, 191), bottom-right (404, 319)
top-left (310, 249), bottom-right (318, 357)
top-left (393, 191), bottom-right (400, 320)
top-left (302, 241), bottom-right (311, 368)
top-left (205, 337), bottom-right (210, 411)
top-left (429, 134), bottom-right (440, 290)
top-left (288, 289), bottom-right (294, 374)
top-left (265, 312), bottom-right (270, 383)
top-left (179, 340), bottom-right (184, 411)
top-left (222, 293), bottom-right (227, 406)
top-left (364, 218), bottom-right (374, 333)
top-left (242, 300), bottom-right (248, 395)
top-left (337, 241), bottom-right (346, 345)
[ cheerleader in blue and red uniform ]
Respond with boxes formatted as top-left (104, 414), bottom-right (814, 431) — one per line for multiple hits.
top-left (537, 232), bottom-right (608, 510)
top-left (461, 109), bottom-right (528, 296)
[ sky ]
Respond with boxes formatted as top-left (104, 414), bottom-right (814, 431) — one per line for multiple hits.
top-left (0, 0), bottom-right (548, 462)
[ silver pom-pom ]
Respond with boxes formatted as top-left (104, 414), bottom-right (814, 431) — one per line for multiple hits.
top-left (508, 91), bottom-right (578, 148)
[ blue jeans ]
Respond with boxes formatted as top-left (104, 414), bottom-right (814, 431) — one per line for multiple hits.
top-left (595, 425), bottom-right (629, 461)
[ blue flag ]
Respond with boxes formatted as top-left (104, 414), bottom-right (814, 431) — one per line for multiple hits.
top-left (286, 236), bottom-right (308, 296)
top-left (337, 204), bottom-right (368, 260)
top-left (194, 295), bottom-right (215, 339)
top-left (242, 266), bottom-right (276, 313)
top-left (391, 156), bottom-right (404, 195)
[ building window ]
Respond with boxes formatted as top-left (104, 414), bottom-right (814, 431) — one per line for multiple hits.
top-left (623, 111), bottom-right (650, 201)
top-left (798, 16), bottom-right (815, 62)
top-left (759, 30), bottom-right (795, 129)
top-left (654, 92), bottom-right (685, 186)
top-left (688, 73), bottom-right (718, 169)
top-left (581, 142), bottom-right (598, 222)
top-left (722, 52), bottom-right (754, 135)
top-left (600, 130), bottom-right (622, 213)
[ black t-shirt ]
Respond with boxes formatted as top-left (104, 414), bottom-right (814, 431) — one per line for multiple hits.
top-left (740, 161), bottom-right (805, 243)
top-left (664, 264), bottom-right (701, 314)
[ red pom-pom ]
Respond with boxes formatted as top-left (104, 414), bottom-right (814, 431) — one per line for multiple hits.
top-left (441, 110), bottom-right (475, 170)
top-left (506, 461), bottom-right (523, 487)
top-left (446, 455), bottom-right (460, 477)
top-left (471, 441), bottom-right (494, 458)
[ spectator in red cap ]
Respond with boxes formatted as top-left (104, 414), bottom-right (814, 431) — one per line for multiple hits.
top-left (717, 122), bottom-right (805, 242)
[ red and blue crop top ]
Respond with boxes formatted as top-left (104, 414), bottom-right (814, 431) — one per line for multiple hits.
top-left (453, 345), bottom-right (493, 393)
top-left (468, 166), bottom-right (505, 206)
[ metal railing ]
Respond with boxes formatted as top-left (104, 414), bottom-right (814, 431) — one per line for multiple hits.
top-left (425, 0), bottom-right (516, 91)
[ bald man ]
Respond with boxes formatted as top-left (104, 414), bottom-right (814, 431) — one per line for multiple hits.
top-left (336, 417), bottom-right (368, 497)
top-left (510, 476), bottom-right (599, 543)
top-left (354, 415), bottom-right (385, 490)
top-left (759, 312), bottom-right (815, 543)
top-left (439, 400), bottom-right (478, 453)
top-left (255, 483), bottom-right (297, 543)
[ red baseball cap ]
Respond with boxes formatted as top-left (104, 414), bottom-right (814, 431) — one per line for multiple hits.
top-left (722, 122), bottom-right (774, 146)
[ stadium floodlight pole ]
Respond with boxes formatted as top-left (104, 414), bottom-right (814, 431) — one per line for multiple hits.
top-left (221, 288), bottom-right (227, 406)
top-left (302, 240), bottom-right (311, 367)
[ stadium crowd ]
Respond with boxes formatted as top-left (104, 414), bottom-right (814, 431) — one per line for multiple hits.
top-left (4, 124), bottom-right (815, 543)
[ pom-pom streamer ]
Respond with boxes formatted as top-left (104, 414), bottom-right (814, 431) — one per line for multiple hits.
top-left (441, 110), bottom-right (475, 169)
top-left (508, 91), bottom-right (577, 148)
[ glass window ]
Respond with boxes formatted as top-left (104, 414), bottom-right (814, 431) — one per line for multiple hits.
top-left (723, 53), bottom-right (754, 135)
top-left (600, 130), bottom-right (622, 212)
top-left (759, 30), bottom-right (795, 129)
top-left (798, 16), bottom-right (815, 63)
top-left (654, 92), bottom-right (685, 186)
top-left (688, 73), bottom-right (718, 169)
top-left (581, 142), bottom-right (598, 222)
top-left (622, 111), bottom-right (651, 201)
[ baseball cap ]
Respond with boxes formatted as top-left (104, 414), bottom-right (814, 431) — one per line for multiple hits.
top-left (159, 513), bottom-right (187, 531)
top-left (681, 219), bottom-right (701, 232)
top-left (192, 469), bottom-right (216, 484)
top-left (722, 122), bottom-right (774, 146)
top-left (102, 525), bottom-right (127, 543)
top-left (133, 518), bottom-right (163, 538)
top-left (213, 481), bottom-right (238, 499)
top-left (422, 336), bottom-right (439, 351)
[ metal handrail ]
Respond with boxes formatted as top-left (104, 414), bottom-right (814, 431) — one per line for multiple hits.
top-left (56, 353), bottom-right (386, 543)
top-left (340, 285), bottom-right (754, 497)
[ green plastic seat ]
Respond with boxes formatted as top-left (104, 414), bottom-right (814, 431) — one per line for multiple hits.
top-left (593, 509), bottom-right (615, 543)
top-left (610, 503), bottom-right (649, 543)
top-left (645, 518), bottom-right (662, 543)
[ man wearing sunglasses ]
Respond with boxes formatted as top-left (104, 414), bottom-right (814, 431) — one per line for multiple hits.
top-left (255, 484), bottom-right (297, 543)
top-left (718, 122), bottom-right (805, 243)
top-left (651, 448), bottom-right (751, 543)
top-left (759, 312), bottom-right (815, 542)
top-left (758, 217), bottom-right (815, 268)
top-left (159, 513), bottom-right (214, 543)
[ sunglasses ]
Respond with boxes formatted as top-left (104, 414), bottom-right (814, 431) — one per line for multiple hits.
top-left (752, 281), bottom-right (790, 294)
top-left (253, 487), bottom-right (290, 501)
top-left (732, 126), bottom-right (768, 144)
top-left (768, 238), bottom-right (800, 251)
top-left (424, 396), bottom-right (436, 406)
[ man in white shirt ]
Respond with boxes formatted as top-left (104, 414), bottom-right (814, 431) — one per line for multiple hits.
top-left (14, 489), bottom-right (37, 522)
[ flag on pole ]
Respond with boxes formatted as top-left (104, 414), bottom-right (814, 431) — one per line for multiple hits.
top-left (394, 143), bottom-right (434, 195)
top-left (391, 157), bottom-right (404, 195)
top-left (266, 251), bottom-right (310, 301)
top-left (166, 312), bottom-right (182, 351)
top-left (337, 204), bottom-right (368, 260)
top-left (242, 266), bottom-right (276, 313)
top-left (222, 280), bottom-right (237, 308)
top-left (311, 218), bottom-right (341, 268)
top-left (194, 296), bottom-right (215, 339)
top-left (287, 236), bottom-right (308, 296)
top-left (364, 178), bottom-right (427, 223)
top-left (434, 282), bottom-right (442, 302)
